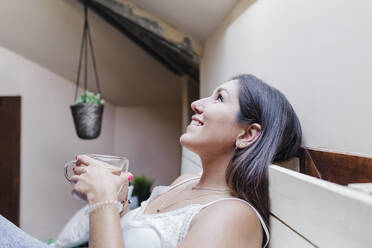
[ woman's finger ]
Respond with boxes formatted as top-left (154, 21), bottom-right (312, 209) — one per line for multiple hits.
top-left (119, 172), bottom-right (134, 185)
top-left (73, 166), bottom-right (87, 175)
top-left (73, 182), bottom-right (86, 195)
top-left (69, 175), bottom-right (81, 183)
top-left (121, 172), bottom-right (133, 180)
top-left (117, 172), bottom-right (133, 203)
top-left (76, 154), bottom-right (96, 166)
top-left (127, 172), bottom-right (134, 182)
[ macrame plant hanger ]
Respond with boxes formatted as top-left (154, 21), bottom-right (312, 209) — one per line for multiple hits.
top-left (74, 1), bottom-right (101, 101)
top-left (71, 0), bottom-right (104, 140)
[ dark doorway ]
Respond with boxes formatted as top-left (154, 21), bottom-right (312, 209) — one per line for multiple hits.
top-left (0, 97), bottom-right (21, 226)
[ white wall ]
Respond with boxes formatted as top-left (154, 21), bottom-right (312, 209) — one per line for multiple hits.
top-left (202, 0), bottom-right (372, 157)
top-left (0, 47), bottom-right (183, 239)
top-left (180, 77), bottom-right (202, 175)
top-left (0, 0), bottom-right (182, 106)
top-left (114, 106), bottom-right (181, 186)
top-left (0, 47), bottom-right (116, 239)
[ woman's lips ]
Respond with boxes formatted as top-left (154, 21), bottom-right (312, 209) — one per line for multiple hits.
top-left (190, 119), bottom-right (203, 126)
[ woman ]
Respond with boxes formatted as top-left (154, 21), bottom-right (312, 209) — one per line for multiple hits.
top-left (0, 74), bottom-right (301, 248)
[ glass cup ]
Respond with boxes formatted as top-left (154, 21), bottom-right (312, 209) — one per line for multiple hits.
top-left (64, 154), bottom-right (129, 201)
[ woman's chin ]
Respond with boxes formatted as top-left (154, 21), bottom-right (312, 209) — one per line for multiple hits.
top-left (180, 133), bottom-right (206, 156)
top-left (180, 133), bottom-right (198, 151)
top-left (179, 132), bottom-right (189, 146)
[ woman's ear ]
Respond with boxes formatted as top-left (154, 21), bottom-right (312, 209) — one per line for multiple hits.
top-left (235, 123), bottom-right (261, 149)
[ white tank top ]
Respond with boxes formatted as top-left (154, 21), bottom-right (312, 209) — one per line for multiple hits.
top-left (120, 177), bottom-right (270, 248)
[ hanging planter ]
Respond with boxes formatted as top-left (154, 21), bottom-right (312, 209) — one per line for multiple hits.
top-left (71, 1), bottom-right (104, 140)
top-left (71, 91), bottom-right (104, 139)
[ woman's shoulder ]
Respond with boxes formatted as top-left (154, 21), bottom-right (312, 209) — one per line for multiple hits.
top-left (200, 198), bottom-right (262, 226)
top-left (203, 198), bottom-right (262, 234)
top-left (185, 198), bottom-right (263, 247)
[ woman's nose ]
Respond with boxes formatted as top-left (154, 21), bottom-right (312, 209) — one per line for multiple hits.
top-left (191, 100), bottom-right (204, 114)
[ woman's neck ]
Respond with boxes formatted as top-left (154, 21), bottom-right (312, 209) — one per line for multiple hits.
top-left (197, 151), bottom-right (234, 189)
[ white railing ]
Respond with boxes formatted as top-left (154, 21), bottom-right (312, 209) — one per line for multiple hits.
top-left (269, 165), bottom-right (372, 248)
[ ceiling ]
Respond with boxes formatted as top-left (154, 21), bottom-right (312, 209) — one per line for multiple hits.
top-left (131, 0), bottom-right (239, 41)
top-left (0, 0), bottom-right (238, 106)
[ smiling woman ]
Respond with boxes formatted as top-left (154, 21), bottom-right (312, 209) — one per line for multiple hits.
top-left (180, 75), bottom-right (301, 234)
top-left (0, 74), bottom-right (301, 248)
top-left (116, 74), bottom-right (300, 248)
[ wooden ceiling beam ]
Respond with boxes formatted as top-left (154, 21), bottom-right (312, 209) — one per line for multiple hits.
top-left (83, 0), bottom-right (201, 81)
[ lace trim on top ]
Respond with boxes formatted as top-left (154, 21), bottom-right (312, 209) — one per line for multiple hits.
top-left (122, 177), bottom-right (270, 248)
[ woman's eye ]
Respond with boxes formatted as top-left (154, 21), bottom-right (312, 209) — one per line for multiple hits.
top-left (217, 94), bottom-right (223, 102)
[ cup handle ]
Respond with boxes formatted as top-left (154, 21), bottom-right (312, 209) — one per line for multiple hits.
top-left (64, 160), bottom-right (76, 183)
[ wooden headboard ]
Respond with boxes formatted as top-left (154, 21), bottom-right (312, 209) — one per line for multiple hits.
top-left (298, 148), bottom-right (372, 185)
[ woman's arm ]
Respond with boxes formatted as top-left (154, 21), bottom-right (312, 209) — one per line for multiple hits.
top-left (71, 155), bottom-right (131, 248)
top-left (177, 200), bottom-right (263, 248)
top-left (89, 197), bottom-right (125, 248)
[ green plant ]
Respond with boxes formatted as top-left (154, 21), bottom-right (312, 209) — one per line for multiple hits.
top-left (130, 175), bottom-right (154, 204)
top-left (75, 91), bottom-right (104, 105)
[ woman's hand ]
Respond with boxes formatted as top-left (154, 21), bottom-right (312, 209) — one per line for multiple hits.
top-left (70, 155), bottom-right (133, 205)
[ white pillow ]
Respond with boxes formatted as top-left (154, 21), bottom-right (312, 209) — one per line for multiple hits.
top-left (49, 204), bottom-right (90, 248)
top-left (50, 185), bottom-right (134, 248)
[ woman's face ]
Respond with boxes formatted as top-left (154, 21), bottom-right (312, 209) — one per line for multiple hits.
top-left (180, 80), bottom-right (242, 155)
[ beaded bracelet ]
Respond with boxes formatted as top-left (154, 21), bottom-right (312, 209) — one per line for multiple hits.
top-left (88, 200), bottom-right (123, 215)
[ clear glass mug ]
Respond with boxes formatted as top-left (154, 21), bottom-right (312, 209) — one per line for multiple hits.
top-left (64, 154), bottom-right (129, 201)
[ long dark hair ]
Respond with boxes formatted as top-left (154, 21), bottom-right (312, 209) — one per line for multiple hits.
top-left (226, 74), bottom-right (302, 235)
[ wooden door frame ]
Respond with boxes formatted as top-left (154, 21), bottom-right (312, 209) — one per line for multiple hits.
top-left (0, 96), bottom-right (21, 226)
